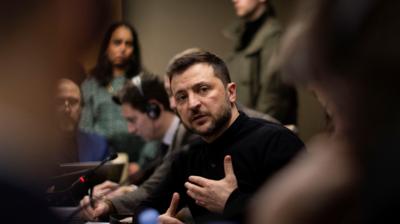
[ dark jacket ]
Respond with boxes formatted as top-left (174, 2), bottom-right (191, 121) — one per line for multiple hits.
top-left (138, 113), bottom-right (304, 223)
top-left (224, 15), bottom-right (298, 125)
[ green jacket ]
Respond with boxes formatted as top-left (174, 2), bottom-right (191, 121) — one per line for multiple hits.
top-left (79, 76), bottom-right (149, 162)
top-left (224, 16), bottom-right (297, 125)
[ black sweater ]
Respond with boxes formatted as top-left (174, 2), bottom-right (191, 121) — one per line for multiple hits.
top-left (138, 113), bottom-right (304, 223)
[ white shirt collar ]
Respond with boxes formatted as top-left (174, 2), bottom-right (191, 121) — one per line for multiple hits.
top-left (162, 115), bottom-right (180, 146)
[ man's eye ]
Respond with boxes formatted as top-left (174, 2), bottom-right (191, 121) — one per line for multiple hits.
top-left (68, 99), bottom-right (79, 106)
top-left (199, 86), bottom-right (209, 94)
top-left (175, 94), bottom-right (187, 103)
top-left (200, 87), bottom-right (208, 92)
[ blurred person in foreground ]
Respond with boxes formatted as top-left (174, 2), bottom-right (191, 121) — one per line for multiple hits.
top-left (224, 0), bottom-right (298, 126)
top-left (79, 73), bottom-right (198, 221)
top-left (250, 0), bottom-right (400, 223)
top-left (0, 1), bottom-right (110, 223)
top-left (136, 50), bottom-right (304, 223)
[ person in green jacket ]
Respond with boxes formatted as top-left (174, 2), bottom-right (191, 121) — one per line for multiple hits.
top-left (225, 0), bottom-right (298, 126)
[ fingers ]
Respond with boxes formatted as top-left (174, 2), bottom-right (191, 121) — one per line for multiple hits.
top-left (99, 180), bottom-right (119, 188)
top-left (106, 185), bottom-right (134, 199)
top-left (223, 155), bottom-right (235, 178)
top-left (195, 199), bottom-right (206, 207)
top-left (188, 175), bottom-right (209, 187)
top-left (185, 180), bottom-right (205, 191)
top-left (159, 214), bottom-right (184, 224)
top-left (185, 181), bottom-right (205, 201)
top-left (80, 196), bottom-right (96, 220)
top-left (93, 181), bottom-right (119, 198)
top-left (165, 192), bottom-right (180, 217)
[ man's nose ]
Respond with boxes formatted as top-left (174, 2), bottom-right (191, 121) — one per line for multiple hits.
top-left (169, 97), bottom-right (177, 110)
top-left (63, 101), bottom-right (71, 112)
top-left (187, 93), bottom-right (201, 109)
top-left (127, 124), bottom-right (137, 134)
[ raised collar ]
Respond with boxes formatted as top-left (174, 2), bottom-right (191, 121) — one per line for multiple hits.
top-left (223, 15), bottom-right (281, 55)
top-left (209, 112), bottom-right (249, 146)
top-left (162, 115), bottom-right (180, 146)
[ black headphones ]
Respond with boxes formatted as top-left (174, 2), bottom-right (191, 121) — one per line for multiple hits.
top-left (131, 75), bottom-right (161, 120)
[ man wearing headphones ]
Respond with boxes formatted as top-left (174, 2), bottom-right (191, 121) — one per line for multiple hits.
top-left (80, 73), bottom-right (198, 221)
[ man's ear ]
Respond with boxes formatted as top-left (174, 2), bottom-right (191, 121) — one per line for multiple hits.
top-left (146, 99), bottom-right (162, 120)
top-left (227, 82), bottom-right (237, 103)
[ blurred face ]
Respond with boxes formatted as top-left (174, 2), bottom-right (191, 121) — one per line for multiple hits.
top-left (164, 75), bottom-right (176, 110)
top-left (107, 26), bottom-right (134, 67)
top-left (171, 63), bottom-right (236, 141)
top-left (232, 0), bottom-right (266, 20)
top-left (56, 79), bottom-right (81, 132)
top-left (121, 103), bottom-right (155, 141)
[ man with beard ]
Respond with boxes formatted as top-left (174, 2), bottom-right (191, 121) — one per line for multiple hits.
top-left (137, 50), bottom-right (304, 224)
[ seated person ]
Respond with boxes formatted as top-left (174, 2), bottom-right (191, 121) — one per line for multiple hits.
top-left (56, 78), bottom-right (109, 163)
top-left (79, 73), bottom-right (198, 221)
top-left (135, 50), bottom-right (304, 223)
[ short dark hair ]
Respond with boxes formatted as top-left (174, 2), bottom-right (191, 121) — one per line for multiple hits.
top-left (114, 73), bottom-right (171, 113)
top-left (166, 50), bottom-right (231, 85)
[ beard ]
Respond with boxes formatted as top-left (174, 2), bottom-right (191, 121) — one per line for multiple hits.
top-left (201, 106), bottom-right (231, 138)
top-left (183, 96), bottom-right (232, 139)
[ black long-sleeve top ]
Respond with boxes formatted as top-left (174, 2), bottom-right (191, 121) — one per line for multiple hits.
top-left (137, 113), bottom-right (304, 223)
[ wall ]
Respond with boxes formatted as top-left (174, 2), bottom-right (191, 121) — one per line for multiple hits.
top-left (79, 0), bottom-right (124, 73)
top-left (123, 0), bottom-right (236, 73)
top-left (123, 0), bottom-right (325, 141)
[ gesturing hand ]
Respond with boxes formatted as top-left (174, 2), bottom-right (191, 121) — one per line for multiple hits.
top-left (159, 192), bottom-right (184, 224)
top-left (185, 155), bottom-right (238, 213)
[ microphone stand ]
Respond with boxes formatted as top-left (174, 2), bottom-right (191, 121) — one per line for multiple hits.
top-left (68, 153), bottom-right (118, 192)
top-left (51, 153), bottom-right (118, 223)
top-left (63, 170), bottom-right (133, 224)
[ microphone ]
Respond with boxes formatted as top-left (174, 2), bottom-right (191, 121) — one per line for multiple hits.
top-left (64, 166), bottom-right (135, 224)
top-left (69, 152), bottom-right (118, 189)
top-left (58, 153), bottom-right (119, 223)
top-left (83, 153), bottom-right (118, 207)
top-left (48, 153), bottom-right (118, 206)
top-left (82, 153), bottom-right (118, 180)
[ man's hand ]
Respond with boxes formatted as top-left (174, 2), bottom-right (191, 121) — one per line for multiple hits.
top-left (79, 180), bottom-right (137, 221)
top-left (93, 180), bottom-right (137, 200)
top-left (79, 195), bottom-right (110, 221)
top-left (158, 193), bottom-right (184, 224)
top-left (185, 155), bottom-right (237, 213)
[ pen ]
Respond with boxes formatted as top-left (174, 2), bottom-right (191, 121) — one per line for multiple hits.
top-left (89, 187), bottom-right (95, 208)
